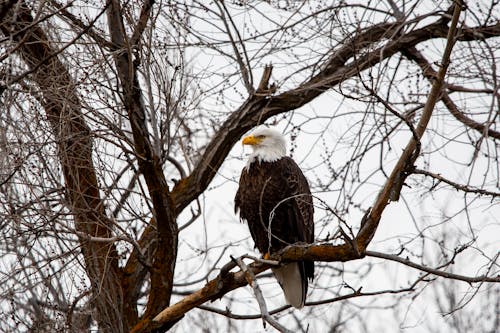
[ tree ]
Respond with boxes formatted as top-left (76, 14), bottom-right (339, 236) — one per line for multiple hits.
top-left (0, 0), bottom-right (499, 332)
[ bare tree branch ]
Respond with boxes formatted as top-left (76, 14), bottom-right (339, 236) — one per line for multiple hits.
top-left (366, 250), bottom-right (500, 283)
top-left (413, 168), bottom-right (500, 197)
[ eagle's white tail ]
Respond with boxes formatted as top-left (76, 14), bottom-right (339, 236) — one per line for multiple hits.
top-left (272, 262), bottom-right (305, 308)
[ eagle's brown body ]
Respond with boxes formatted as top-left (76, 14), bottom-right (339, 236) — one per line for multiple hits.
top-left (235, 156), bottom-right (314, 306)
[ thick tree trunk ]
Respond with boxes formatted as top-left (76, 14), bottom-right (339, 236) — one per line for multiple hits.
top-left (1, 3), bottom-right (125, 332)
top-left (106, 2), bottom-right (178, 331)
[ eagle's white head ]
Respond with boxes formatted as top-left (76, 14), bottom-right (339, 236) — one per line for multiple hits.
top-left (242, 126), bottom-right (286, 166)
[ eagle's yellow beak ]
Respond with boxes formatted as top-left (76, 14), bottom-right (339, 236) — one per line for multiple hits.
top-left (242, 135), bottom-right (262, 146)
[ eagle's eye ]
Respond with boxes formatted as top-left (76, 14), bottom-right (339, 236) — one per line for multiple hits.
top-left (255, 135), bottom-right (266, 139)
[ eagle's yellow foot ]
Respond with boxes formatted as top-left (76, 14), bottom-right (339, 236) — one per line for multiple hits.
top-left (263, 252), bottom-right (271, 260)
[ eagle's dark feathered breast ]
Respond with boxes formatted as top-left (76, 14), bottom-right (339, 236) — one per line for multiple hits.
top-left (234, 126), bottom-right (314, 308)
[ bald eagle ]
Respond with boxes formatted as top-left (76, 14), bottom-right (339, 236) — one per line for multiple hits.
top-left (234, 126), bottom-right (314, 308)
